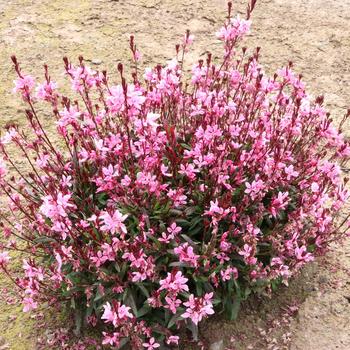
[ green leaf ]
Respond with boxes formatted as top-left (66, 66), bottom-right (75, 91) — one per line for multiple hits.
top-left (168, 310), bottom-right (184, 328)
top-left (123, 289), bottom-right (138, 316)
top-left (195, 281), bottom-right (203, 296)
top-left (118, 337), bottom-right (130, 349)
top-left (136, 305), bottom-right (151, 318)
top-left (180, 234), bottom-right (197, 246)
top-left (175, 218), bottom-right (191, 227)
top-left (33, 236), bottom-right (57, 244)
top-left (180, 143), bottom-right (191, 150)
top-left (186, 320), bottom-right (199, 341)
top-left (169, 261), bottom-right (189, 267)
top-left (168, 209), bottom-right (183, 216)
top-left (136, 283), bottom-right (150, 298)
top-left (225, 295), bottom-right (241, 321)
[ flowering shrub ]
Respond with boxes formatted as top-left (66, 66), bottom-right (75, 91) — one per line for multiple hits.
top-left (1, 1), bottom-right (350, 348)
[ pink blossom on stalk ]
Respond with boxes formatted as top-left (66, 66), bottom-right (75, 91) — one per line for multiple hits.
top-left (174, 243), bottom-right (200, 267)
top-left (216, 15), bottom-right (251, 41)
top-left (220, 266), bottom-right (238, 281)
top-left (167, 188), bottom-right (187, 207)
top-left (238, 244), bottom-right (252, 259)
top-left (205, 199), bottom-right (228, 218)
top-left (13, 75), bottom-right (35, 94)
top-left (164, 295), bottom-right (182, 314)
top-left (0, 251), bottom-right (10, 266)
top-left (179, 163), bottom-right (198, 181)
top-left (145, 112), bottom-right (160, 130)
top-left (35, 153), bottom-right (50, 168)
top-left (106, 85), bottom-right (124, 114)
top-left (23, 297), bottom-right (38, 312)
top-left (0, 159), bottom-right (7, 180)
top-left (159, 270), bottom-right (189, 293)
top-left (160, 164), bottom-right (172, 177)
top-left (90, 251), bottom-right (108, 267)
top-left (57, 106), bottom-right (80, 129)
top-left (101, 301), bottom-right (133, 327)
top-left (40, 192), bottom-right (76, 220)
top-left (295, 246), bottom-right (314, 263)
top-left (99, 210), bottom-right (128, 235)
top-left (127, 84), bottom-right (146, 111)
top-left (183, 33), bottom-right (195, 47)
top-left (182, 292), bottom-right (214, 325)
top-left (270, 191), bottom-right (290, 218)
top-left (143, 337), bottom-right (160, 350)
top-left (244, 179), bottom-right (265, 199)
top-left (311, 182), bottom-right (320, 193)
top-left (102, 332), bottom-right (120, 346)
top-left (35, 81), bottom-right (58, 100)
top-left (166, 335), bottom-right (179, 345)
top-left (164, 222), bottom-right (182, 240)
top-left (134, 50), bottom-right (142, 62)
top-left (68, 65), bottom-right (97, 92)
top-left (284, 165), bottom-right (299, 180)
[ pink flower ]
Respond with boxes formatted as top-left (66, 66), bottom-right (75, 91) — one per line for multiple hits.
top-left (238, 244), bottom-right (252, 259)
top-left (13, 75), bottom-right (35, 94)
top-left (311, 182), bottom-right (320, 193)
top-left (134, 50), bottom-right (142, 62)
top-left (167, 223), bottom-right (181, 238)
top-left (166, 335), bottom-right (179, 345)
top-left (167, 188), bottom-right (187, 207)
top-left (107, 85), bottom-right (125, 114)
top-left (40, 192), bottom-right (75, 219)
top-left (102, 332), bottom-right (120, 346)
top-left (216, 15), bottom-right (251, 41)
top-left (159, 270), bottom-right (189, 293)
top-left (143, 337), bottom-right (160, 350)
top-left (182, 292), bottom-right (214, 325)
top-left (0, 159), bottom-right (7, 180)
top-left (284, 165), bottom-right (299, 180)
top-left (179, 163), bottom-right (198, 181)
top-left (127, 84), bottom-right (146, 111)
top-left (270, 191), bottom-right (290, 218)
top-left (90, 251), bottom-right (108, 267)
top-left (174, 243), bottom-right (200, 267)
top-left (205, 199), bottom-right (227, 218)
top-left (145, 112), bottom-right (160, 130)
top-left (160, 164), bottom-right (172, 177)
top-left (35, 81), bottom-right (58, 100)
top-left (99, 210), bottom-right (128, 235)
top-left (244, 179), bottom-right (265, 199)
top-left (295, 246), bottom-right (314, 263)
top-left (183, 33), bottom-right (195, 47)
top-left (164, 295), bottom-right (182, 314)
top-left (220, 266), bottom-right (238, 281)
top-left (0, 251), bottom-right (10, 266)
top-left (101, 302), bottom-right (133, 327)
top-left (23, 297), bottom-right (38, 312)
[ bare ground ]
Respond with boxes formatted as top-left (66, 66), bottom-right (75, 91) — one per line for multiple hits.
top-left (0, 0), bottom-right (349, 349)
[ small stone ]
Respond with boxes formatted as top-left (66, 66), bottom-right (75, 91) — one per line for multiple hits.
top-left (318, 275), bottom-right (329, 284)
top-left (210, 339), bottom-right (224, 350)
top-left (91, 59), bottom-right (102, 65)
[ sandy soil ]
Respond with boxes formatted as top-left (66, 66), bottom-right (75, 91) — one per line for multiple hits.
top-left (0, 0), bottom-right (349, 349)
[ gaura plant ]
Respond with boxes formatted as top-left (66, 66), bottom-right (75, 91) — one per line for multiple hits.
top-left (0, 1), bottom-right (349, 348)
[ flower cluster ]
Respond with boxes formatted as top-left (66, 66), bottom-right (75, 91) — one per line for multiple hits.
top-left (1, 1), bottom-right (349, 348)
